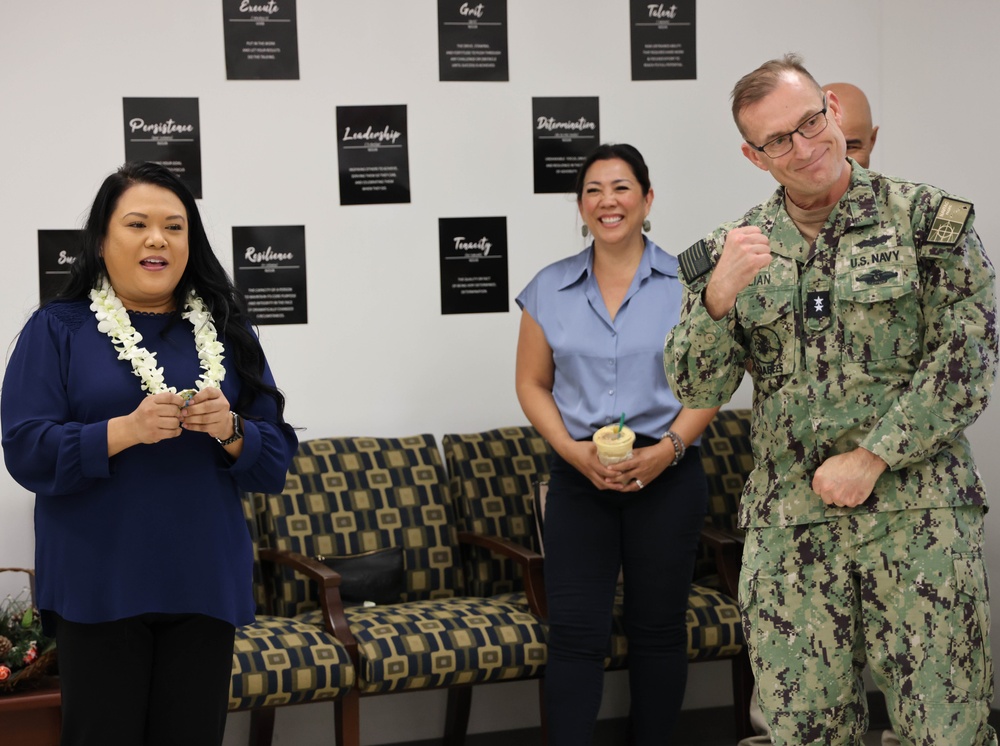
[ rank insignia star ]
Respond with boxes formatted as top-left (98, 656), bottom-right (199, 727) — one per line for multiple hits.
top-left (806, 290), bottom-right (831, 321)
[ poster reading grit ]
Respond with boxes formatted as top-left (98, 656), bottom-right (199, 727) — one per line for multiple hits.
top-left (123, 97), bottom-right (203, 198)
top-left (630, 1), bottom-right (697, 80)
top-left (532, 97), bottom-right (600, 194)
top-left (38, 229), bottom-right (82, 305)
top-left (336, 105), bottom-right (411, 206)
top-left (232, 225), bottom-right (308, 325)
top-left (437, 0), bottom-right (509, 82)
top-left (222, 0), bottom-right (300, 80)
top-left (439, 216), bottom-right (509, 315)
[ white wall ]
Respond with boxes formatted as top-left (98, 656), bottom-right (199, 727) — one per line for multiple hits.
top-left (2, 1), bottom-right (998, 743)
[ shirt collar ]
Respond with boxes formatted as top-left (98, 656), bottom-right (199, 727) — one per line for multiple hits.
top-left (556, 237), bottom-right (676, 291)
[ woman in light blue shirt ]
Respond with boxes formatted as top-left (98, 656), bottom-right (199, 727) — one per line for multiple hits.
top-left (516, 143), bottom-right (717, 745)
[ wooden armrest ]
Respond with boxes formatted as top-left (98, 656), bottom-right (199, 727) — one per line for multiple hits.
top-left (259, 548), bottom-right (358, 658)
top-left (458, 531), bottom-right (548, 621)
top-left (698, 526), bottom-right (744, 601)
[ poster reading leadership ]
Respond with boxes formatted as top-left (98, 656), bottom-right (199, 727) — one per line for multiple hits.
top-left (437, 0), bottom-right (509, 82)
top-left (532, 97), bottom-right (600, 194)
top-left (439, 216), bottom-right (508, 315)
top-left (232, 225), bottom-right (308, 325)
top-left (630, 1), bottom-right (697, 80)
top-left (336, 105), bottom-right (411, 206)
top-left (222, 0), bottom-right (300, 80)
top-left (38, 229), bottom-right (82, 305)
top-left (123, 97), bottom-right (203, 198)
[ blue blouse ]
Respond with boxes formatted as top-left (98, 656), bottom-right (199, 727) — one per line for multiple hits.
top-left (516, 238), bottom-right (685, 441)
top-left (1, 300), bottom-right (297, 630)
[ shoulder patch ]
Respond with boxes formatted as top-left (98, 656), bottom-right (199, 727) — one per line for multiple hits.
top-left (927, 197), bottom-right (972, 245)
top-left (678, 239), bottom-right (713, 284)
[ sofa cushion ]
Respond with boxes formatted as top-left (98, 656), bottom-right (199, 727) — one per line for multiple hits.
top-left (298, 596), bottom-right (547, 694)
top-left (230, 615), bottom-right (355, 710)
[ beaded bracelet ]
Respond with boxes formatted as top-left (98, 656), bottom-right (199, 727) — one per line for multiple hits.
top-left (661, 429), bottom-right (686, 467)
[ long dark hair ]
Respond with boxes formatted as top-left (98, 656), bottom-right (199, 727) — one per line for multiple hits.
top-left (53, 161), bottom-right (286, 421)
top-left (573, 143), bottom-right (652, 201)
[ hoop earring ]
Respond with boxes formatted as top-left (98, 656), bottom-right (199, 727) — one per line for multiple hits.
top-left (642, 219), bottom-right (651, 233)
top-left (581, 224), bottom-right (589, 238)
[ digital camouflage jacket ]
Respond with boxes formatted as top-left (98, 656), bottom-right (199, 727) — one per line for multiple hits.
top-left (664, 159), bottom-right (998, 528)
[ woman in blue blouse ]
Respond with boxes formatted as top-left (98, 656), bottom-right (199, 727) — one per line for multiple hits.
top-left (1, 162), bottom-right (297, 746)
top-left (516, 144), bottom-right (717, 745)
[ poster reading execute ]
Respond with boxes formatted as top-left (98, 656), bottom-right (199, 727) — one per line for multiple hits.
top-left (222, 0), bottom-right (300, 80)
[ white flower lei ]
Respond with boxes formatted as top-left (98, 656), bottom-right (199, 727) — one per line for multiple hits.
top-left (89, 276), bottom-right (226, 395)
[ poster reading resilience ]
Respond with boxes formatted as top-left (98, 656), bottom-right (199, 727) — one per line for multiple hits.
top-left (123, 97), bottom-right (203, 198)
top-left (232, 225), bottom-right (307, 325)
top-left (437, 0), bottom-right (508, 82)
top-left (336, 105), bottom-right (411, 206)
top-left (222, 0), bottom-right (300, 80)
top-left (630, 0), bottom-right (696, 81)
top-left (532, 97), bottom-right (600, 194)
top-left (439, 216), bottom-right (508, 315)
top-left (38, 229), bottom-right (82, 305)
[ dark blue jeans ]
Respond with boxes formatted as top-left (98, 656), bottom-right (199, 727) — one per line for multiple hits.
top-left (543, 441), bottom-right (708, 745)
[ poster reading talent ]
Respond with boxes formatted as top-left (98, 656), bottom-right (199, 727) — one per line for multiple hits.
top-left (532, 97), bottom-right (600, 194)
top-left (222, 0), bottom-right (300, 80)
top-left (630, 0), bottom-right (697, 80)
top-left (336, 105), bottom-right (411, 206)
top-left (439, 216), bottom-right (508, 315)
top-left (38, 229), bottom-right (82, 305)
top-left (232, 225), bottom-right (307, 325)
top-left (123, 97), bottom-right (203, 198)
top-left (437, 0), bottom-right (508, 82)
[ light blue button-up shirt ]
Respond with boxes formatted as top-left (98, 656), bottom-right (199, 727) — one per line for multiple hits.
top-left (516, 238), bottom-right (685, 441)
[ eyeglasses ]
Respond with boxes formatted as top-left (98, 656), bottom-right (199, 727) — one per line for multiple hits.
top-left (746, 97), bottom-right (829, 158)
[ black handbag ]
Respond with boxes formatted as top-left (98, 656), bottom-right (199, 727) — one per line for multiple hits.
top-left (315, 546), bottom-right (405, 607)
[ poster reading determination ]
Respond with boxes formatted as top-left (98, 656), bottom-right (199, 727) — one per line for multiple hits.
top-left (437, 0), bottom-right (509, 82)
top-left (222, 0), bottom-right (300, 80)
top-left (232, 225), bottom-right (307, 325)
top-left (439, 216), bottom-right (508, 315)
top-left (336, 105), bottom-right (411, 206)
top-left (630, 1), bottom-right (696, 80)
top-left (532, 97), bottom-right (600, 194)
top-left (38, 229), bottom-right (82, 305)
top-left (123, 97), bottom-right (203, 198)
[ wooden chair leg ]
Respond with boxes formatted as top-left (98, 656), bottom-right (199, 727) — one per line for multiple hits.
top-left (248, 708), bottom-right (276, 746)
top-left (733, 652), bottom-right (755, 739)
top-left (443, 686), bottom-right (473, 746)
top-left (335, 690), bottom-right (361, 746)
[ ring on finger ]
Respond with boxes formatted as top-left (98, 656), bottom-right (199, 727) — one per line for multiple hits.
top-left (635, 478), bottom-right (644, 489)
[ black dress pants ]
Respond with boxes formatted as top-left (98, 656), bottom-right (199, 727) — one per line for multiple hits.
top-left (54, 612), bottom-right (236, 746)
top-left (543, 442), bottom-right (708, 746)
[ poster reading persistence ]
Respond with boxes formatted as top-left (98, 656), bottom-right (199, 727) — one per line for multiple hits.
top-left (222, 0), bottom-right (300, 80)
top-left (232, 225), bottom-right (308, 325)
top-left (336, 105), bottom-right (411, 206)
top-left (122, 97), bottom-right (203, 198)
top-left (439, 216), bottom-right (508, 315)
top-left (38, 229), bottom-right (82, 305)
top-left (630, 0), bottom-right (697, 80)
top-left (532, 97), bottom-right (600, 194)
top-left (437, 0), bottom-right (509, 82)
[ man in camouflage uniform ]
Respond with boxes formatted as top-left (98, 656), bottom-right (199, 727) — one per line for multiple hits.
top-left (664, 54), bottom-right (998, 745)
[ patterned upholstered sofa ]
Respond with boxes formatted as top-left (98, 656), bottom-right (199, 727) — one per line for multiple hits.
top-left (246, 434), bottom-right (549, 746)
top-left (443, 408), bottom-right (756, 739)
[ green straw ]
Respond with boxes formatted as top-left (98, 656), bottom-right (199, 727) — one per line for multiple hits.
top-left (617, 412), bottom-right (625, 433)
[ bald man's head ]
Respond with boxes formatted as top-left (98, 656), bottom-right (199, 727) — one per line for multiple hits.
top-left (822, 82), bottom-right (879, 168)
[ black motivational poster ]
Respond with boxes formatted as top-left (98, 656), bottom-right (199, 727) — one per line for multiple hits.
top-left (437, 0), bottom-right (509, 82)
top-left (439, 216), bottom-right (509, 315)
top-left (532, 97), bottom-right (600, 194)
top-left (123, 98), bottom-right (203, 198)
top-left (38, 229), bottom-right (82, 305)
top-left (336, 105), bottom-right (411, 206)
top-left (630, 0), bottom-right (697, 80)
top-left (232, 225), bottom-right (308, 325)
top-left (222, 0), bottom-right (300, 80)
